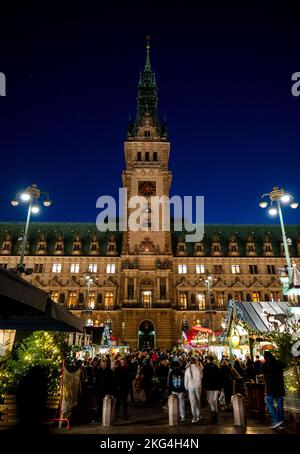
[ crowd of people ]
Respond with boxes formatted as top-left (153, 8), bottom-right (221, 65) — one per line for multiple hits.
top-left (75, 347), bottom-right (285, 429)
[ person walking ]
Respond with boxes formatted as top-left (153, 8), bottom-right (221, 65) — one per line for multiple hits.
top-left (202, 356), bottom-right (222, 422)
top-left (254, 355), bottom-right (262, 377)
top-left (114, 358), bottom-right (131, 419)
top-left (245, 355), bottom-right (256, 382)
top-left (141, 358), bottom-right (155, 405)
top-left (220, 359), bottom-right (233, 409)
top-left (168, 361), bottom-right (186, 422)
top-left (184, 357), bottom-right (203, 423)
top-left (261, 351), bottom-right (285, 429)
top-left (95, 359), bottom-right (114, 422)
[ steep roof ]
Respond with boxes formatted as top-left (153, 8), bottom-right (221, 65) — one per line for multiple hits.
top-left (172, 223), bottom-right (300, 256)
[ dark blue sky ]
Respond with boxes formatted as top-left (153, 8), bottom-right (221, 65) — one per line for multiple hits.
top-left (0, 1), bottom-right (299, 225)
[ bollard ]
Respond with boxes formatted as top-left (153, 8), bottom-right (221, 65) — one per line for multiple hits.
top-left (231, 393), bottom-right (246, 426)
top-left (102, 394), bottom-right (115, 427)
top-left (168, 393), bottom-right (179, 426)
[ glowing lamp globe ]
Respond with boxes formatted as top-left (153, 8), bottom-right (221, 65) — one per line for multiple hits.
top-left (281, 194), bottom-right (291, 203)
top-left (259, 200), bottom-right (268, 208)
top-left (31, 205), bottom-right (40, 214)
top-left (20, 192), bottom-right (31, 202)
top-left (268, 207), bottom-right (277, 216)
top-left (231, 331), bottom-right (240, 348)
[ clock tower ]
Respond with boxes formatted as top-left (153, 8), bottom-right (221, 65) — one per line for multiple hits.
top-left (122, 39), bottom-right (172, 256)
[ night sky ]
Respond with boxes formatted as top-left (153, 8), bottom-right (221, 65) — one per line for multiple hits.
top-left (0, 1), bottom-right (299, 226)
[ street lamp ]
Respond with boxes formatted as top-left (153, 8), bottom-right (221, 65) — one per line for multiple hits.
top-left (81, 271), bottom-right (98, 327)
top-left (259, 187), bottom-right (298, 285)
top-left (11, 184), bottom-right (51, 274)
top-left (202, 274), bottom-right (216, 329)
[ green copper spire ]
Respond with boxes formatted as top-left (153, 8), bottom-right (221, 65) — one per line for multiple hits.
top-left (127, 37), bottom-right (168, 140)
top-left (144, 35), bottom-right (151, 72)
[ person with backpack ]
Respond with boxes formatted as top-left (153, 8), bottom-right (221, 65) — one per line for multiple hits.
top-left (168, 361), bottom-right (186, 421)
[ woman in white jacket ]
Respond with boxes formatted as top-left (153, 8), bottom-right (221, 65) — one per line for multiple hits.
top-left (184, 357), bottom-right (203, 423)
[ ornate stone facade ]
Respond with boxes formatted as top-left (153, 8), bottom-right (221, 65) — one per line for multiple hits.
top-left (1, 43), bottom-right (299, 349)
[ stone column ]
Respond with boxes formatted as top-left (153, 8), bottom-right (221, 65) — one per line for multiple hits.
top-left (124, 277), bottom-right (128, 299)
top-left (166, 276), bottom-right (169, 299)
top-left (134, 277), bottom-right (137, 300)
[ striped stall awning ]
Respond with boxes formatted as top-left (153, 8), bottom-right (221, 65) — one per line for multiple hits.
top-left (235, 301), bottom-right (291, 333)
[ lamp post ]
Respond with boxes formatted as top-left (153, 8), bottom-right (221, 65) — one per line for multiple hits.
top-left (81, 271), bottom-right (98, 327)
top-left (259, 187), bottom-right (298, 286)
top-left (202, 274), bottom-right (217, 331)
top-left (11, 184), bottom-right (51, 274)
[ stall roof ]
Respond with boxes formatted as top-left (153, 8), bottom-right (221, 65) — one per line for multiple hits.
top-left (0, 267), bottom-right (83, 332)
top-left (235, 301), bottom-right (291, 332)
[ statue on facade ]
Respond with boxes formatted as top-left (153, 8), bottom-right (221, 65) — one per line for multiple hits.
top-left (101, 322), bottom-right (111, 347)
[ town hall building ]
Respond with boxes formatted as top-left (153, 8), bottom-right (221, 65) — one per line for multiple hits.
top-left (0, 42), bottom-right (299, 349)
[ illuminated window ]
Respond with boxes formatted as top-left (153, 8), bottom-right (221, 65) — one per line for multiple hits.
top-left (216, 291), bottom-right (225, 307)
top-left (68, 291), bottom-right (77, 307)
top-left (178, 264), bottom-right (187, 274)
top-left (106, 263), bottom-right (116, 274)
top-left (70, 263), bottom-right (80, 273)
top-left (104, 291), bottom-right (114, 309)
top-left (198, 293), bottom-right (205, 310)
top-left (252, 291), bottom-right (260, 302)
top-left (142, 290), bottom-right (152, 308)
top-left (179, 291), bottom-right (187, 308)
top-left (88, 263), bottom-right (97, 273)
top-left (52, 263), bottom-right (62, 273)
top-left (88, 291), bottom-right (96, 309)
top-left (231, 264), bottom-right (240, 274)
top-left (196, 264), bottom-right (205, 274)
top-left (50, 290), bottom-right (59, 303)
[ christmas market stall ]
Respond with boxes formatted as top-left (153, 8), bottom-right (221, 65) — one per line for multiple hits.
top-left (221, 300), bottom-right (292, 358)
top-left (0, 267), bottom-right (84, 429)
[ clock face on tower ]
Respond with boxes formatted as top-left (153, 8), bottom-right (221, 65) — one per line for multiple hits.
top-left (138, 181), bottom-right (156, 196)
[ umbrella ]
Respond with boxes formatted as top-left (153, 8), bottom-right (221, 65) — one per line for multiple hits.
top-left (191, 325), bottom-right (213, 334)
top-left (0, 267), bottom-right (83, 332)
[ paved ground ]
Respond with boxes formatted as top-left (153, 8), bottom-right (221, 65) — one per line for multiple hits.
top-left (55, 401), bottom-right (299, 435)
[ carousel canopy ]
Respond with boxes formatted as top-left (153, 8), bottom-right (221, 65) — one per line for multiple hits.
top-left (191, 325), bottom-right (213, 334)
